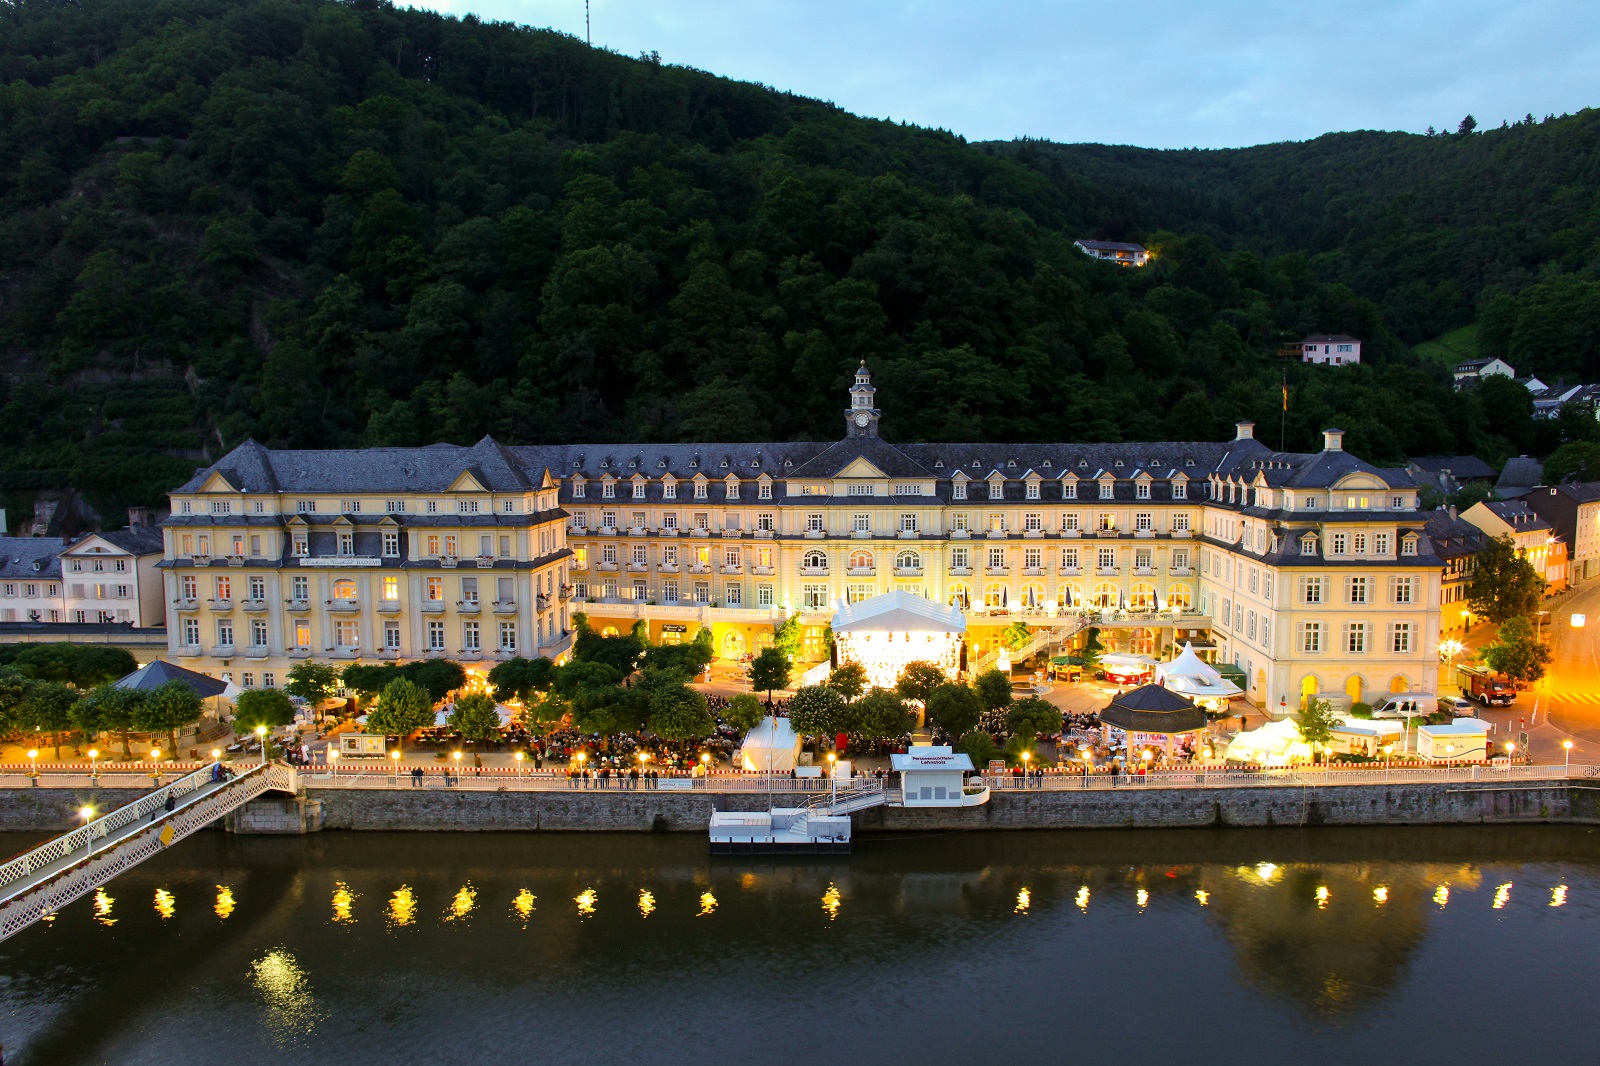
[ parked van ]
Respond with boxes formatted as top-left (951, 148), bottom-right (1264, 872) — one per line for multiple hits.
top-left (1369, 693), bottom-right (1436, 719)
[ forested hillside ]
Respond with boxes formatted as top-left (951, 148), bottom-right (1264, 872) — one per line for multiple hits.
top-left (1, 0), bottom-right (1595, 521)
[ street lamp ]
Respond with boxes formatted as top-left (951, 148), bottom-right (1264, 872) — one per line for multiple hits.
top-left (390, 747), bottom-right (402, 784)
top-left (254, 725), bottom-right (267, 766)
top-left (1504, 740), bottom-right (1516, 772)
top-left (1563, 739), bottom-right (1574, 773)
top-left (328, 748), bottom-right (340, 778)
top-left (149, 748), bottom-right (162, 786)
top-left (26, 748), bottom-right (38, 785)
top-left (1383, 744), bottom-right (1394, 782)
top-left (87, 748), bottom-right (99, 783)
top-left (79, 805), bottom-right (95, 857)
top-left (210, 748), bottom-right (221, 763)
top-left (515, 749), bottom-right (526, 782)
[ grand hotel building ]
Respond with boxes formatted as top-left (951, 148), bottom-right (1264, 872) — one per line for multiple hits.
top-left (162, 364), bottom-right (1445, 712)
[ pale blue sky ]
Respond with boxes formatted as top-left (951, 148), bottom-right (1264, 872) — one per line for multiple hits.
top-left (408, 1), bottom-right (1600, 149)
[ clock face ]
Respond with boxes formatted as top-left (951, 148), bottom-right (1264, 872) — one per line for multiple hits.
top-left (855, 413), bottom-right (870, 427)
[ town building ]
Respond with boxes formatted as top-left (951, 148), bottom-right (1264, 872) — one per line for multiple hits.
top-left (1072, 239), bottom-right (1149, 267)
top-left (1494, 456), bottom-right (1544, 499)
top-left (59, 524), bottom-right (166, 626)
top-left (1452, 356), bottom-right (1516, 389)
top-left (0, 538), bottom-right (66, 624)
top-left (1300, 334), bottom-right (1362, 366)
top-left (1517, 481), bottom-right (1600, 584)
top-left (1424, 510), bottom-right (1490, 640)
top-left (164, 365), bottom-right (1446, 715)
top-left (1405, 455), bottom-right (1496, 500)
top-left (1461, 499), bottom-right (1568, 591)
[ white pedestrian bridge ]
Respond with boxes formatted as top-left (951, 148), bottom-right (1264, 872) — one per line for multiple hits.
top-left (0, 762), bottom-right (299, 942)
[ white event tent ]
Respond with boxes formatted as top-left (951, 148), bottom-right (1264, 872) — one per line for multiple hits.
top-left (1156, 643), bottom-right (1242, 709)
top-left (1225, 719), bottom-right (1311, 766)
top-left (737, 716), bottom-right (803, 773)
top-left (831, 590), bottom-right (965, 690)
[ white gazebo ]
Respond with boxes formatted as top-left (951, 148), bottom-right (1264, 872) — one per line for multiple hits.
top-left (832, 590), bottom-right (965, 690)
top-left (1156, 642), bottom-right (1242, 710)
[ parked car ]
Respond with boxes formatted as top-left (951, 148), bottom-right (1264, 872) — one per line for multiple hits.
top-left (1437, 695), bottom-right (1475, 717)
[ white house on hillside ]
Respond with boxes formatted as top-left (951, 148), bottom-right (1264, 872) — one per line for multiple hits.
top-left (1453, 357), bottom-right (1516, 388)
top-left (1301, 335), bottom-right (1362, 366)
top-left (1073, 239), bottom-right (1149, 267)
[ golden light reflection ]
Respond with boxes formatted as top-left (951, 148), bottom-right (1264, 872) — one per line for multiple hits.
top-left (1434, 885), bottom-right (1450, 909)
top-left (387, 885), bottom-right (417, 928)
top-left (331, 882), bottom-right (358, 924)
top-left (1136, 888), bottom-right (1149, 909)
top-left (94, 887), bottom-right (117, 926)
top-left (1492, 883), bottom-right (1511, 910)
top-left (821, 883), bottom-right (841, 921)
top-left (1550, 885), bottom-right (1568, 908)
top-left (215, 885), bottom-right (236, 920)
top-left (1373, 886), bottom-right (1389, 906)
top-left (1315, 886), bottom-right (1330, 909)
top-left (739, 872), bottom-right (758, 891)
top-left (574, 888), bottom-right (597, 919)
top-left (251, 948), bottom-right (319, 1039)
top-left (638, 889), bottom-right (656, 918)
top-left (445, 882), bottom-right (477, 921)
top-left (154, 888), bottom-right (176, 920)
top-left (1076, 886), bottom-right (1089, 912)
top-left (697, 891), bottom-right (718, 917)
top-left (1194, 890), bottom-right (1209, 906)
top-left (1014, 887), bottom-right (1031, 913)
top-left (512, 889), bottom-right (536, 925)
top-left (40, 909), bottom-right (55, 925)
top-left (1255, 863), bottom-right (1279, 883)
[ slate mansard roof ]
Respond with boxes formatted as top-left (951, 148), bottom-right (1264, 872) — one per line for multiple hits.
top-left (0, 537), bottom-right (66, 580)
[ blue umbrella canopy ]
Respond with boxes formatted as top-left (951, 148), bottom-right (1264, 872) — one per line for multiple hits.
top-left (113, 659), bottom-right (233, 698)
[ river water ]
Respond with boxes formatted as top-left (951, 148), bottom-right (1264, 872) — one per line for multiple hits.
top-left (1, 826), bottom-right (1597, 1065)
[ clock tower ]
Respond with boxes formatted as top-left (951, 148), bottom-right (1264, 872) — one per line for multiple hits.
top-left (845, 360), bottom-right (881, 438)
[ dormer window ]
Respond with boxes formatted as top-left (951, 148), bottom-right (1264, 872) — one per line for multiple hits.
top-left (1025, 480), bottom-right (1040, 500)
top-left (663, 480), bottom-right (677, 500)
top-left (1113, 459), bottom-right (1124, 467)
top-left (693, 481), bottom-right (708, 500)
top-left (1136, 481), bottom-right (1151, 500)
top-left (1099, 481), bottom-right (1114, 500)
top-left (1078, 459), bottom-right (1089, 468)
top-left (573, 481), bottom-right (586, 499)
top-left (1062, 480), bottom-right (1077, 500)
top-left (1173, 481), bottom-right (1186, 500)
top-left (953, 481), bottom-right (967, 501)
top-left (632, 481), bottom-right (646, 500)
top-left (602, 481), bottom-right (615, 499)
top-left (988, 480), bottom-right (1003, 500)
top-left (1042, 460), bottom-right (1052, 468)
top-left (1300, 533), bottom-right (1319, 556)
top-left (933, 460), bottom-right (944, 469)
top-left (726, 479), bottom-right (740, 500)
top-left (1007, 460), bottom-right (1017, 468)
top-left (1401, 534), bottom-right (1419, 556)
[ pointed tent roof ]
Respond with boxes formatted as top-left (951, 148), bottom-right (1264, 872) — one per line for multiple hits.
top-left (831, 590), bottom-right (965, 634)
top-left (1157, 642), bottom-right (1223, 684)
top-left (1100, 684), bottom-right (1206, 734)
top-left (114, 659), bottom-right (239, 699)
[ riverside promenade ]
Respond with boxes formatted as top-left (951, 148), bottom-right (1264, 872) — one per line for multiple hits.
top-left (2, 762), bottom-right (1597, 834)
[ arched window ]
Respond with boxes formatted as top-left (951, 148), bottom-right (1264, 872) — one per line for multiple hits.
top-left (1092, 582), bottom-right (1119, 608)
top-left (1166, 582), bottom-right (1193, 611)
top-left (332, 579), bottom-right (357, 600)
top-left (895, 550), bottom-right (920, 571)
top-left (1129, 583), bottom-right (1156, 610)
top-left (983, 582), bottom-right (1007, 609)
top-left (947, 583), bottom-right (971, 609)
top-left (1020, 582), bottom-right (1044, 608)
top-left (848, 550), bottom-right (874, 570)
top-left (1129, 627), bottom-right (1156, 656)
top-left (802, 550), bottom-right (828, 570)
top-left (1057, 583), bottom-right (1080, 609)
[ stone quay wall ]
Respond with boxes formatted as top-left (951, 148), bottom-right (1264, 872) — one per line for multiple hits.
top-left (2, 781), bottom-right (1596, 836)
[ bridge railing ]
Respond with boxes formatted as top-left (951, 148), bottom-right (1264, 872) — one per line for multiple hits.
top-left (0, 763), bottom-right (228, 895)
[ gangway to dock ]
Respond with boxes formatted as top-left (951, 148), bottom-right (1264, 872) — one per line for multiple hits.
top-left (0, 761), bottom-right (298, 942)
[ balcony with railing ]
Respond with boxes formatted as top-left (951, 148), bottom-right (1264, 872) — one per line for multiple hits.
top-left (172, 597), bottom-right (199, 612)
top-left (948, 565), bottom-right (972, 576)
top-left (210, 644), bottom-right (235, 658)
top-left (1059, 566), bottom-right (1082, 576)
top-left (241, 598), bottom-right (268, 612)
top-left (456, 599), bottom-right (481, 614)
top-left (1022, 566), bottom-right (1045, 576)
top-left (800, 565), bottom-right (829, 576)
top-left (985, 566), bottom-right (1010, 576)
top-left (174, 644), bottom-right (202, 658)
top-left (894, 566), bottom-right (924, 577)
top-left (625, 562), bottom-right (650, 573)
top-left (245, 645), bottom-right (269, 660)
top-left (285, 598), bottom-right (311, 613)
top-left (1170, 566), bottom-right (1193, 576)
top-left (421, 600), bottom-right (445, 614)
top-left (1096, 566), bottom-right (1119, 576)
top-left (327, 597), bottom-right (359, 612)
top-left (846, 566), bottom-right (875, 577)
top-left (493, 600), bottom-right (517, 614)
top-left (208, 598), bottom-right (232, 612)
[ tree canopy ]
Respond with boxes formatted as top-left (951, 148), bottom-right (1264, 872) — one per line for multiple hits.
top-left (1482, 616), bottom-right (1553, 683)
top-left (365, 677), bottom-right (435, 751)
top-left (1467, 534), bottom-right (1546, 624)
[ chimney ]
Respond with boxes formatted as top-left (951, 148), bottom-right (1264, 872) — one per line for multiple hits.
top-left (1448, 504), bottom-right (1458, 520)
top-left (1322, 428), bottom-right (1345, 452)
top-left (1235, 421), bottom-right (1255, 441)
top-left (127, 506), bottom-right (154, 528)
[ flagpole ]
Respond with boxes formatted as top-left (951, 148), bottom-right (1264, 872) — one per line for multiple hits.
top-left (1280, 366), bottom-right (1288, 452)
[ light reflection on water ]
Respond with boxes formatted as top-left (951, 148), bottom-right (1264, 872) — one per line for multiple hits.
top-left (1, 827), bottom-right (1597, 1066)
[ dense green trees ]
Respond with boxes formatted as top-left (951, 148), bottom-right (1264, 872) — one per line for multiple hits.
top-left (747, 647), bottom-right (791, 705)
top-left (446, 692), bottom-right (502, 742)
top-left (365, 678), bottom-right (435, 752)
top-left (234, 688), bottom-right (296, 734)
top-left (6, 0), bottom-right (1593, 523)
top-left (1467, 535), bottom-right (1546, 624)
top-left (1482, 616), bottom-right (1553, 684)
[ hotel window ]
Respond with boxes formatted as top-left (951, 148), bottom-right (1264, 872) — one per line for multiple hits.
top-left (216, 619), bottom-right (234, 646)
top-left (725, 584), bottom-right (742, 606)
top-left (179, 501), bottom-right (192, 514)
top-left (694, 482), bottom-right (708, 500)
top-left (601, 545), bottom-right (617, 565)
top-left (426, 577), bottom-right (443, 602)
top-left (382, 576), bottom-right (400, 601)
top-left (758, 584), bottom-right (774, 607)
top-left (662, 481), bottom-right (676, 499)
top-left (292, 534), bottom-right (308, 557)
top-left (573, 580), bottom-right (590, 600)
top-left (291, 575), bottom-right (309, 601)
top-left (1401, 536), bottom-right (1418, 556)
top-left (1374, 533), bottom-right (1390, 554)
top-left (1391, 495), bottom-right (1405, 508)
top-left (900, 513), bottom-right (918, 532)
top-left (183, 618), bottom-right (200, 645)
top-left (987, 481), bottom-right (1003, 500)
top-left (1331, 533), bottom-right (1347, 554)
top-left (573, 482), bottom-right (586, 499)
top-left (987, 547), bottom-right (1007, 570)
top-left (1062, 481), bottom-right (1077, 500)
top-left (383, 532), bottom-right (399, 557)
top-left (1062, 512), bottom-right (1080, 531)
top-left (601, 482), bottom-right (615, 499)
top-left (631, 544), bottom-right (648, 565)
top-left (1264, 572), bottom-right (1273, 599)
top-left (479, 535), bottom-right (492, 557)
top-left (952, 481), bottom-right (967, 500)
top-left (1248, 568), bottom-right (1259, 594)
top-left (443, 535), bottom-right (458, 557)
top-left (1390, 576), bottom-right (1414, 604)
top-left (1172, 481), bottom-right (1186, 500)
top-left (600, 511), bottom-right (617, 530)
top-left (756, 547), bottom-right (773, 568)
top-left (383, 621), bottom-right (400, 650)
top-left (338, 532), bottom-right (354, 555)
top-left (1098, 513), bottom-right (1116, 532)
top-left (663, 546), bottom-right (678, 565)
top-left (263, 672), bottom-right (276, 688)
top-left (806, 513), bottom-right (824, 533)
top-left (1300, 576), bottom-right (1323, 604)
top-left (297, 500), bottom-right (314, 513)
top-left (427, 621), bottom-right (445, 650)
top-left (1172, 549), bottom-right (1189, 569)
top-left (693, 582), bottom-right (711, 604)
top-left (294, 619), bottom-right (311, 649)
top-left (500, 621), bottom-right (517, 651)
top-left (632, 481), bottom-right (645, 500)
top-left (211, 500), bottom-right (231, 514)
top-left (724, 547), bottom-right (740, 568)
top-left (1061, 547), bottom-right (1078, 569)
top-left (758, 482), bottom-right (772, 499)
top-left (249, 576), bottom-right (266, 600)
top-left (180, 574), bottom-right (198, 599)
top-left (1346, 623), bottom-right (1367, 654)
top-left (1348, 576), bottom-right (1368, 604)
top-left (462, 622), bottom-right (480, 651)
top-left (1353, 532), bottom-right (1368, 554)
top-left (1136, 481), bottom-right (1150, 500)
top-left (1135, 512), bottom-right (1153, 531)
top-left (1300, 621), bottom-right (1321, 653)
top-left (1172, 512), bottom-right (1190, 532)
top-left (692, 512), bottom-right (709, 531)
top-left (854, 513), bottom-right (870, 533)
top-left (1025, 481), bottom-right (1040, 500)
top-left (250, 619), bottom-right (268, 648)
top-left (726, 480), bottom-right (740, 500)
top-left (1246, 610), bottom-right (1257, 640)
top-left (952, 513), bottom-right (971, 532)
top-left (1391, 622), bottom-right (1412, 653)
top-left (984, 513), bottom-right (1003, 533)
top-left (215, 576), bottom-right (232, 601)
top-left (661, 580), bottom-right (678, 603)
top-left (1097, 547), bottom-right (1115, 570)
top-left (1099, 482), bottom-right (1114, 500)
top-left (757, 513), bottom-right (774, 532)
top-left (1024, 513), bottom-right (1042, 531)
top-left (1024, 547), bottom-right (1042, 569)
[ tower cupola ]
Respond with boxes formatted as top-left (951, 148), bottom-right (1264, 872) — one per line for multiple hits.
top-left (846, 359), bottom-right (881, 438)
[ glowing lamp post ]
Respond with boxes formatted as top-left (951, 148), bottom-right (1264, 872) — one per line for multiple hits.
top-left (827, 751), bottom-right (837, 803)
top-left (79, 805), bottom-right (95, 857)
top-left (149, 748), bottom-right (162, 786)
top-left (1563, 739), bottom-right (1574, 773)
top-left (88, 748), bottom-right (99, 783)
top-left (516, 750), bottom-right (526, 783)
top-left (254, 725), bottom-right (267, 766)
top-left (26, 748), bottom-right (38, 786)
top-left (1504, 740), bottom-right (1516, 772)
top-left (391, 748), bottom-right (402, 784)
top-left (328, 748), bottom-right (340, 778)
